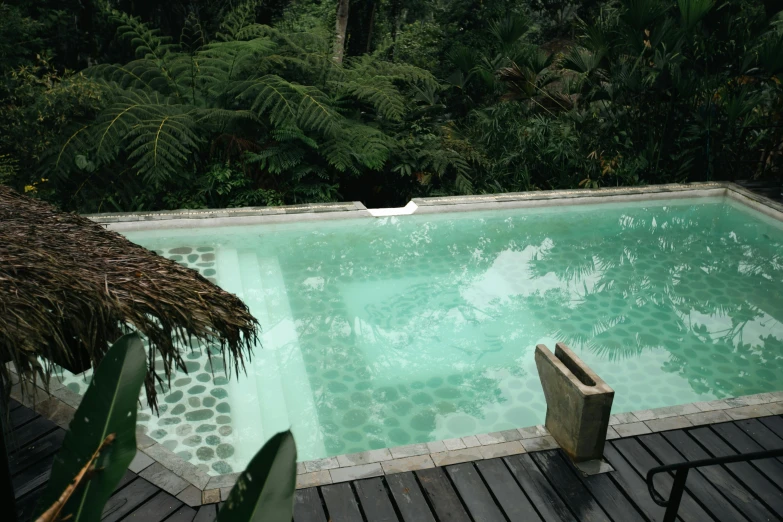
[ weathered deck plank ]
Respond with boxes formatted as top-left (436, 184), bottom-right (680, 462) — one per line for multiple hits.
top-left (7, 396), bottom-right (783, 522)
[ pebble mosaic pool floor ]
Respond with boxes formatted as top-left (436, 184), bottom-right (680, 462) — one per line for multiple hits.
top-left (57, 246), bottom-right (241, 475)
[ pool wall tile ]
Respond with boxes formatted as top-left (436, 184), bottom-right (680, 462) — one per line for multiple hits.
top-left (381, 455), bottom-right (435, 475)
top-left (144, 443), bottom-right (211, 490)
top-left (613, 422), bottom-right (653, 437)
top-left (517, 425), bottom-right (549, 439)
top-left (205, 473), bottom-right (240, 490)
top-left (497, 429), bottom-right (524, 442)
top-left (461, 436), bottom-right (481, 448)
top-left (389, 443), bottom-right (430, 459)
top-left (296, 462), bottom-right (306, 475)
top-left (520, 436), bottom-right (559, 452)
top-left (128, 451), bottom-right (155, 473)
top-left (12, 382), bottom-right (53, 408)
top-left (430, 448), bottom-right (484, 466)
top-left (202, 489), bottom-right (220, 504)
top-left (220, 487), bottom-right (232, 501)
top-left (479, 441), bottom-right (525, 459)
top-left (442, 438), bottom-right (467, 450)
top-left (329, 463), bottom-right (384, 483)
top-left (136, 431), bottom-right (156, 450)
top-left (296, 470), bottom-right (332, 488)
top-left (644, 416), bottom-right (693, 432)
top-left (725, 404), bottom-right (774, 420)
top-left (726, 394), bottom-right (774, 407)
top-left (34, 397), bottom-right (75, 429)
top-left (304, 457), bottom-right (340, 472)
top-left (609, 412), bottom-right (642, 425)
top-left (633, 404), bottom-right (701, 421)
top-left (765, 402), bottom-right (783, 415)
top-left (693, 399), bottom-right (733, 412)
top-left (684, 411), bottom-right (733, 426)
top-left (336, 449), bottom-right (392, 467)
top-left (51, 382), bottom-right (83, 409)
top-left (476, 432), bottom-right (506, 445)
top-left (425, 441), bottom-right (447, 453)
top-left (176, 485), bottom-right (203, 507)
top-left (139, 462), bottom-right (189, 496)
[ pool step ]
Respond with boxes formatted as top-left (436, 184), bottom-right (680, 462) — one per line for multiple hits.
top-left (216, 248), bottom-right (268, 466)
top-left (253, 254), bottom-right (325, 458)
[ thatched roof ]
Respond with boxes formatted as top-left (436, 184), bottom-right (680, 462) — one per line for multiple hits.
top-left (0, 185), bottom-right (258, 409)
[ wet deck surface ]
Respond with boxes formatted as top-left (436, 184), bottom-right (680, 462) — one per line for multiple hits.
top-left (9, 397), bottom-right (783, 521)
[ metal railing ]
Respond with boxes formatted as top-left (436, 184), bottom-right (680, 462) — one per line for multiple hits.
top-left (646, 447), bottom-right (783, 522)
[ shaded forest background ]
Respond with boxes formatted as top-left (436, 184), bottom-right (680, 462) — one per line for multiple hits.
top-left (1, 0), bottom-right (781, 212)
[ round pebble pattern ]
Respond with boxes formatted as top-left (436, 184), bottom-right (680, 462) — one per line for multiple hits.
top-left (57, 246), bottom-right (237, 475)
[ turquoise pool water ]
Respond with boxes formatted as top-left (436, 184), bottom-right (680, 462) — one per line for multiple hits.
top-left (119, 196), bottom-right (783, 471)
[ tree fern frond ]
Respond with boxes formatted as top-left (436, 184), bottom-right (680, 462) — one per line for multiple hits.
top-left (271, 127), bottom-right (319, 148)
top-left (231, 75), bottom-right (299, 127)
top-left (322, 123), bottom-right (391, 173)
top-left (111, 11), bottom-right (183, 97)
top-left (54, 125), bottom-right (93, 176)
top-left (293, 85), bottom-right (340, 135)
top-left (338, 77), bottom-right (407, 121)
top-left (217, 0), bottom-right (267, 42)
top-left (346, 57), bottom-right (439, 91)
top-left (124, 112), bottom-right (202, 182)
top-left (245, 143), bottom-right (306, 174)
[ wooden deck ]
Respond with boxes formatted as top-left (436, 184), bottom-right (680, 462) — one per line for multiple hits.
top-left (8, 397), bottom-right (783, 522)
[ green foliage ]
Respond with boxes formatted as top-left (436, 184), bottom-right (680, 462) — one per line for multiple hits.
top-left (39, 333), bottom-right (146, 522)
top-left (34, 3), bottom-right (473, 211)
top-left (216, 431), bottom-right (297, 522)
top-left (1, 0), bottom-right (781, 211)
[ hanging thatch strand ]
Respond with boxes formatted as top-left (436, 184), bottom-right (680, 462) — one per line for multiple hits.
top-left (0, 185), bottom-right (258, 410)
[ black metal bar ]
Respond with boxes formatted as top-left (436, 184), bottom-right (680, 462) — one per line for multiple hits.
top-left (663, 469), bottom-right (688, 522)
top-left (646, 446), bottom-right (783, 519)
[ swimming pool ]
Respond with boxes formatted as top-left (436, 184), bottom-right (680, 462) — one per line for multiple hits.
top-left (64, 191), bottom-right (783, 475)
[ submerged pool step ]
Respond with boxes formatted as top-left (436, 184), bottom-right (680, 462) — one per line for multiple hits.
top-left (216, 248), bottom-right (269, 466)
top-left (239, 252), bottom-right (292, 436)
top-left (252, 254), bottom-right (325, 459)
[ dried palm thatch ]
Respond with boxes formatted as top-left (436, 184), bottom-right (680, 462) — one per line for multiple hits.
top-left (0, 185), bottom-right (258, 409)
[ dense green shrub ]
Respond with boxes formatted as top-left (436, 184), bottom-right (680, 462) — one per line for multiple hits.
top-left (0, 0), bottom-right (781, 211)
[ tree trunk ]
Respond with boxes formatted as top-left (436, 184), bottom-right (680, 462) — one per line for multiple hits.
top-left (365, 1), bottom-right (377, 53)
top-left (333, 0), bottom-right (350, 63)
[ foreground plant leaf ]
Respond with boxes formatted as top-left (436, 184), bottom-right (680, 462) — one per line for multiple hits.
top-left (38, 333), bottom-right (147, 522)
top-left (217, 430), bottom-right (297, 522)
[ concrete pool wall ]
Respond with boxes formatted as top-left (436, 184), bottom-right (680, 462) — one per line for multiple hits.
top-left (10, 182), bottom-right (783, 505)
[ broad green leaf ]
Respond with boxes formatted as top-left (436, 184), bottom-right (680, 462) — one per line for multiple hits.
top-left (217, 431), bottom-right (297, 522)
top-left (678, 0), bottom-right (715, 31)
top-left (38, 333), bottom-right (146, 522)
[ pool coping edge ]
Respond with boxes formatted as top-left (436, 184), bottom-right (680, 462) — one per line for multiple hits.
top-left (9, 368), bottom-right (783, 502)
top-left (84, 182), bottom-right (783, 230)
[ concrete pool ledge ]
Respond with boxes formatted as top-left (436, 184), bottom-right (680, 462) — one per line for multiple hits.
top-left (84, 182), bottom-right (783, 230)
top-left (9, 366), bottom-right (783, 502)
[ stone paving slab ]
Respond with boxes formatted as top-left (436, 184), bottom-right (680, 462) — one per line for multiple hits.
top-left (330, 463), bottom-right (384, 483)
top-left (381, 455), bottom-right (435, 475)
